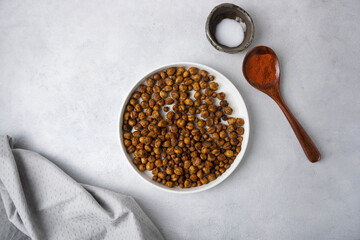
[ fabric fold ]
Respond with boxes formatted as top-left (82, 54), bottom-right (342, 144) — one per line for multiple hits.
top-left (0, 136), bottom-right (164, 240)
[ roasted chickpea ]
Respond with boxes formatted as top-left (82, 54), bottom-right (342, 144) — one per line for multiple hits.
top-left (200, 177), bottom-right (208, 185)
top-left (133, 91), bottom-right (141, 99)
top-left (236, 127), bottom-right (244, 135)
top-left (179, 85), bottom-right (187, 92)
top-left (184, 98), bottom-right (193, 106)
top-left (138, 164), bottom-right (146, 171)
top-left (224, 150), bottom-right (234, 158)
top-left (224, 106), bottom-right (233, 115)
top-left (184, 179), bottom-right (191, 188)
top-left (209, 82), bottom-right (219, 90)
top-left (188, 67), bottom-right (198, 75)
top-left (177, 67), bottom-right (185, 76)
top-left (147, 77), bottom-right (155, 87)
top-left (199, 80), bottom-right (207, 89)
top-left (166, 181), bottom-right (174, 188)
top-left (236, 118), bottom-right (245, 126)
top-left (192, 74), bottom-right (201, 81)
top-left (200, 70), bottom-right (208, 77)
top-left (204, 97), bottom-right (214, 105)
top-left (174, 167), bottom-right (184, 176)
top-left (167, 67), bottom-right (176, 76)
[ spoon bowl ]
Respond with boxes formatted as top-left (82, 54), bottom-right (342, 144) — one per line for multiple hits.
top-left (243, 46), bottom-right (280, 90)
top-left (242, 46), bottom-right (321, 163)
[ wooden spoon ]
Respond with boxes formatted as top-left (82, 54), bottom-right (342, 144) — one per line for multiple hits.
top-left (242, 46), bottom-right (321, 163)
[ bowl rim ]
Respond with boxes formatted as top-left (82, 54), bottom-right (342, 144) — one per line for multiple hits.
top-left (118, 62), bottom-right (250, 194)
top-left (205, 3), bottom-right (255, 53)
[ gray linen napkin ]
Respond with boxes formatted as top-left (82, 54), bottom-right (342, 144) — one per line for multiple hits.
top-left (0, 136), bottom-right (164, 240)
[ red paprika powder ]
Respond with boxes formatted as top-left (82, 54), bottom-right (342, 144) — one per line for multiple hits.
top-left (247, 54), bottom-right (276, 84)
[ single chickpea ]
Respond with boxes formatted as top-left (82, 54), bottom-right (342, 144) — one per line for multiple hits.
top-left (171, 174), bottom-right (179, 182)
top-left (201, 111), bottom-right (210, 119)
top-left (224, 150), bottom-right (234, 158)
top-left (208, 173), bottom-right (216, 181)
top-left (159, 90), bottom-right (168, 99)
top-left (137, 164), bottom-right (146, 172)
top-left (190, 174), bottom-right (198, 182)
top-left (164, 85), bottom-right (172, 92)
top-left (192, 82), bottom-right (200, 91)
top-left (153, 73), bottom-right (161, 80)
top-left (200, 177), bottom-right (208, 184)
top-left (204, 88), bottom-right (213, 96)
top-left (217, 92), bottom-right (226, 100)
top-left (167, 67), bottom-right (176, 76)
top-left (166, 167), bottom-right (173, 175)
top-left (236, 118), bottom-right (245, 126)
top-left (155, 159), bottom-right (162, 168)
top-left (189, 67), bottom-right (198, 75)
top-left (175, 76), bottom-right (184, 84)
top-left (228, 117), bottom-right (236, 125)
top-left (224, 106), bottom-right (233, 115)
top-left (184, 160), bottom-right (191, 169)
top-left (208, 105), bottom-right (217, 112)
top-left (160, 72), bottom-right (167, 79)
top-left (158, 172), bottom-right (167, 179)
top-left (177, 119), bottom-right (186, 128)
top-left (128, 119), bottom-right (137, 127)
top-left (204, 97), bottom-right (214, 105)
top-left (179, 85), bottom-right (187, 92)
top-left (192, 74), bottom-right (201, 81)
top-left (139, 85), bottom-right (147, 93)
top-left (145, 108), bottom-right (152, 116)
top-left (146, 162), bottom-right (155, 171)
top-left (184, 179), bottom-right (191, 188)
top-left (133, 91), bottom-right (141, 99)
top-left (177, 67), bottom-right (185, 76)
top-left (123, 132), bottom-right (132, 139)
top-left (165, 77), bottom-right (173, 85)
top-left (184, 98), bottom-right (193, 106)
top-left (141, 93), bottom-right (150, 101)
top-left (126, 105), bottom-right (134, 112)
top-left (199, 80), bottom-right (207, 89)
top-left (147, 78), bottom-right (155, 87)
top-left (236, 127), bottom-right (244, 135)
top-left (212, 133), bottom-right (220, 140)
top-left (200, 70), bottom-right (208, 77)
top-left (124, 139), bottom-right (132, 147)
top-left (220, 100), bottom-right (229, 107)
top-left (184, 78), bottom-right (193, 85)
top-left (209, 82), bottom-right (219, 90)
top-left (174, 167), bottom-right (184, 175)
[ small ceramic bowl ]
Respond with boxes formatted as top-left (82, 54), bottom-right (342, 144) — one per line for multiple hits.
top-left (206, 3), bottom-right (254, 53)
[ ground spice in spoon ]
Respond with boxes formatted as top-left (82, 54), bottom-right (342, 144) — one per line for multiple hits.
top-left (247, 54), bottom-right (276, 84)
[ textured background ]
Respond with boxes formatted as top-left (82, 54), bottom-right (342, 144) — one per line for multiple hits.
top-left (1, 0), bottom-right (360, 239)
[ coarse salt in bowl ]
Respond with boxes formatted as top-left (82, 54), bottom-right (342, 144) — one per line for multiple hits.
top-left (206, 3), bottom-right (254, 53)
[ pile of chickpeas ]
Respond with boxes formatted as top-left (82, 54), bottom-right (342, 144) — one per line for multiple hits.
top-left (122, 67), bottom-right (244, 188)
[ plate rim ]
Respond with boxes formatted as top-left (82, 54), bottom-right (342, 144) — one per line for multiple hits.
top-left (118, 62), bottom-right (250, 194)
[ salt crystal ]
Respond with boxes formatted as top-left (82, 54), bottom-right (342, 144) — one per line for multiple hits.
top-left (215, 18), bottom-right (246, 48)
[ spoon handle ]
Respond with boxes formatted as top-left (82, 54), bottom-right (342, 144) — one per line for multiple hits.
top-left (272, 93), bottom-right (321, 163)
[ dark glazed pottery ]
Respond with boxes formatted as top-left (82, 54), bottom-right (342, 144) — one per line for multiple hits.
top-left (206, 3), bottom-right (254, 53)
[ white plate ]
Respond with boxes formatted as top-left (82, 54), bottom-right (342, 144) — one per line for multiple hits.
top-left (118, 62), bottom-right (249, 193)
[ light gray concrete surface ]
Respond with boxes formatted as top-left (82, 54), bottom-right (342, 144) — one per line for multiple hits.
top-left (1, 0), bottom-right (359, 239)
